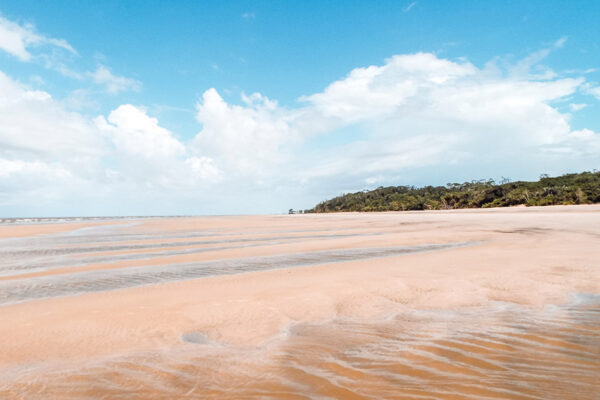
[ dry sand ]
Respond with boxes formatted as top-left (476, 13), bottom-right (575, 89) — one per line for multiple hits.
top-left (0, 206), bottom-right (599, 399)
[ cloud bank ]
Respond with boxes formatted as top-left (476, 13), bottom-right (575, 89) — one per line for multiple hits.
top-left (1, 42), bottom-right (599, 215)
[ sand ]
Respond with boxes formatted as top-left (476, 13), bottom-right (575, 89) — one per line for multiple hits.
top-left (0, 206), bottom-right (599, 399)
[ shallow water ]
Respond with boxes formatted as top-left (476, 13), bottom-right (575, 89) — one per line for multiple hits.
top-left (0, 242), bottom-right (471, 306)
top-left (3, 296), bottom-right (598, 399)
top-left (0, 229), bottom-right (383, 276)
top-left (0, 216), bottom-right (474, 305)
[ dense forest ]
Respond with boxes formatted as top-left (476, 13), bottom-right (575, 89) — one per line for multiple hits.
top-left (306, 171), bottom-right (600, 213)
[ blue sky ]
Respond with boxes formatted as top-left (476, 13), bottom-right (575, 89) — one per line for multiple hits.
top-left (0, 1), bottom-right (599, 216)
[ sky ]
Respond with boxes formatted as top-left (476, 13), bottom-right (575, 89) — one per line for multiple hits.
top-left (0, 0), bottom-right (599, 217)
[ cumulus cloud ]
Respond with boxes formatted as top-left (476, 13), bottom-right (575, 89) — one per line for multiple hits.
top-left (189, 51), bottom-right (598, 191)
top-left (1, 42), bottom-right (599, 215)
top-left (0, 71), bottom-right (102, 162)
top-left (0, 71), bottom-right (106, 211)
top-left (303, 53), bottom-right (478, 121)
top-left (296, 53), bottom-right (596, 187)
top-left (0, 15), bottom-right (75, 61)
top-left (89, 66), bottom-right (141, 94)
top-left (0, 71), bottom-right (218, 214)
top-left (97, 104), bottom-right (185, 159)
top-left (95, 104), bottom-right (221, 188)
top-left (192, 88), bottom-right (306, 176)
top-left (186, 157), bottom-right (222, 182)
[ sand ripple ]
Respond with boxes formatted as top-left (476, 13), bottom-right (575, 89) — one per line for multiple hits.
top-left (2, 296), bottom-right (598, 399)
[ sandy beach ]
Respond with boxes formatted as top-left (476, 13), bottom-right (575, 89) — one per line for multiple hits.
top-left (0, 206), bottom-right (599, 399)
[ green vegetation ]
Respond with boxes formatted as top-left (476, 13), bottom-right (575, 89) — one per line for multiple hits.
top-left (308, 171), bottom-right (600, 212)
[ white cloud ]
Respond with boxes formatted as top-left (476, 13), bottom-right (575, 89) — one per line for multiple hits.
top-left (0, 71), bottom-right (103, 162)
top-left (189, 49), bottom-right (598, 197)
top-left (96, 104), bottom-right (185, 160)
top-left (295, 53), bottom-right (595, 186)
top-left (585, 84), bottom-right (600, 100)
top-left (304, 53), bottom-right (478, 121)
top-left (0, 15), bottom-right (137, 96)
top-left (89, 66), bottom-right (141, 94)
top-left (63, 88), bottom-right (99, 111)
top-left (0, 71), bottom-right (219, 213)
top-left (185, 157), bottom-right (222, 182)
top-left (94, 104), bottom-right (223, 191)
top-left (403, 2), bottom-right (417, 12)
top-left (0, 158), bottom-right (85, 209)
top-left (570, 103), bottom-right (587, 111)
top-left (0, 15), bottom-right (75, 61)
top-left (0, 159), bottom-right (71, 180)
top-left (1, 41), bottom-right (599, 215)
top-left (0, 71), bottom-right (106, 210)
top-left (508, 37), bottom-right (567, 80)
top-left (192, 88), bottom-right (304, 176)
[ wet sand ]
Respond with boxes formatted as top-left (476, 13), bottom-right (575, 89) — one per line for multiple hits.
top-left (0, 206), bottom-right (599, 399)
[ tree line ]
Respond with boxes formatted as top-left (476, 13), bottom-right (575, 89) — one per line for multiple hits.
top-left (306, 171), bottom-right (600, 213)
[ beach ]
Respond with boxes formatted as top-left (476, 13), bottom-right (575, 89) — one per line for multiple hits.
top-left (1, 206), bottom-right (599, 399)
